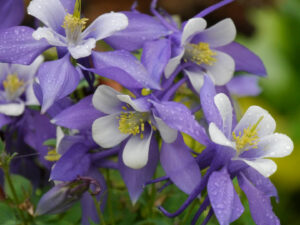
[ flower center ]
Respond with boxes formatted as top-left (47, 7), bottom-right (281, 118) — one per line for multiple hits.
top-left (117, 107), bottom-right (152, 139)
top-left (61, 0), bottom-right (88, 44)
top-left (3, 74), bottom-right (25, 101)
top-left (44, 149), bottom-right (61, 162)
top-left (232, 116), bottom-right (264, 153)
top-left (184, 42), bottom-right (217, 66)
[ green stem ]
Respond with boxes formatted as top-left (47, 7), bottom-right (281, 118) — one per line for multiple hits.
top-left (91, 193), bottom-right (107, 225)
top-left (181, 199), bottom-right (198, 225)
top-left (106, 169), bottom-right (115, 225)
top-left (3, 168), bottom-right (28, 225)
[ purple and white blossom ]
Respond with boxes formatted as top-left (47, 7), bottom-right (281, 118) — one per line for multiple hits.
top-left (92, 85), bottom-right (177, 169)
top-left (208, 93), bottom-right (293, 177)
top-left (165, 18), bottom-right (236, 92)
top-left (28, 0), bottom-right (128, 59)
top-left (0, 56), bottom-right (42, 117)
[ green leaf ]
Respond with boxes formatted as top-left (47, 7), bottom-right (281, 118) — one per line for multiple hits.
top-left (43, 139), bottom-right (57, 147)
top-left (0, 202), bottom-right (17, 223)
top-left (4, 174), bottom-right (32, 203)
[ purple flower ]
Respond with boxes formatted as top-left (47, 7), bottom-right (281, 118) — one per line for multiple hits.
top-left (0, 56), bottom-right (42, 117)
top-left (164, 18), bottom-right (236, 92)
top-left (208, 93), bottom-right (293, 177)
top-left (92, 85), bottom-right (177, 169)
top-left (28, 0), bottom-right (128, 59)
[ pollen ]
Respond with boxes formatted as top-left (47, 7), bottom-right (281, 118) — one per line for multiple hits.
top-left (44, 149), bottom-right (61, 162)
top-left (62, 14), bottom-right (88, 33)
top-left (61, 0), bottom-right (88, 44)
top-left (3, 74), bottom-right (25, 100)
top-left (141, 88), bottom-right (151, 96)
top-left (117, 111), bottom-right (152, 139)
top-left (232, 116), bottom-right (264, 152)
top-left (184, 42), bottom-right (217, 66)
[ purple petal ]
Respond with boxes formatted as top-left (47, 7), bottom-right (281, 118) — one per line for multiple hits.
top-left (200, 76), bottom-right (222, 128)
top-left (50, 144), bottom-right (91, 181)
top-left (37, 54), bottom-right (81, 113)
top-left (141, 39), bottom-right (171, 84)
top-left (161, 134), bottom-right (201, 194)
top-left (241, 167), bottom-right (278, 199)
top-left (104, 11), bottom-right (170, 51)
top-left (230, 189), bottom-right (244, 222)
top-left (238, 173), bottom-right (280, 225)
top-left (0, 26), bottom-right (50, 64)
top-left (119, 137), bottom-right (159, 204)
top-left (91, 50), bottom-right (160, 90)
top-left (216, 42), bottom-right (267, 76)
top-left (0, 114), bottom-right (11, 129)
top-left (52, 95), bottom-right (104, 130)
top-left (226, 75), bottom-right (261, 96)
top-left (151, 100), bottom-right (209, 145)
top-left (0, 0), bottom-right (24, 28)
top-left (23, 110), bottom-right (56, 169)
top-left (208, 169), bottom-right (237, 225)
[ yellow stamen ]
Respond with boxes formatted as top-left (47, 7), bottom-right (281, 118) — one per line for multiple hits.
top-left (141, 88), bottom-right (152, 96)
top-left (44, 149), bottom-right (61, 162)
top-left (232, 116), bottom-right (264, 152)
top-left (117, 111), bottom-right (153, 139)
top-left (3, 74), bottom-right (24, 100)
top-left (185, 42), bottom-right (217, 66)
top-left (62, 14), bottom-right (88, 33)
top-left (61, 1), bottom-right (88, 45)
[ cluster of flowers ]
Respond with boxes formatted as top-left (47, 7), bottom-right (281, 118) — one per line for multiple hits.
top-left (0, 0), bottom-right (294, 224)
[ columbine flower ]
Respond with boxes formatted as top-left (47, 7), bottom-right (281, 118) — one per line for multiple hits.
top-left (28, 0), bottom-right (128, 59)
top-left (92, 85), bottom-right (177, 169)
top-left (164, 18), bottom-right (236, 92)
top-left (208, 93), bottom-right (293, 177)
top-left (0, 56), bottom-right (42, 117)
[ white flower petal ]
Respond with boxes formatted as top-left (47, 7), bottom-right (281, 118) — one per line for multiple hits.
top-left (28, 0), bottom-right (66, 32)
top-left (92, 85), bottom-right (123, 114)
top-left (154, 115), bottom-right (177, 143)
top-left (204, 51), bottom-right (235, 86)
top-left (181, 18), bottom-right (207, 45)
top-left (122, 130), bottom-right (153, 169)
top-left (116, 95), bottom-right (148, 112)
top-left (198, 18), bottom-right (236, 47)
top-left (68, 38), bottom-right (96, 59)
top-left (25, 82), bottom-right (39, 106)
top-left (92, 113), bottom-right (129, 148)
top-left (11, 55), bottom-right (44, 81)
top-left (214, 93), bottom-right (233, 136)
top-left (0, 63), bottom-right (10, 82)
top-left (82, 12), bottom-right (128, 41)
top-left (0, 102), bottom-right (25, 116)
top-left (209, 123), bottom-right (234, 148)
top-left (56, 126), bottom-right (64, 150)
top-left (234, 106), bottom-right (276, 138)
top-left (258, 133), bottom-right (293, 158)
top-left (164, 51), bottom-right (184, 78)
top-left (184, 69), bottom-right (204, 93)
top-left (32, 27), bottom-right (66, 47)
top-left (241, 158), bottom-right (277, 177)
